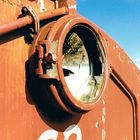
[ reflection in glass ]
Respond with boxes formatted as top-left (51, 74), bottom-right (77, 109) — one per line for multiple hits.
top-left (62, 33), bottom-right (103, 103)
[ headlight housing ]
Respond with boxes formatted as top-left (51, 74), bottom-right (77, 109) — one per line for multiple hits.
top-left (30, 15), bottom-right (108, 114)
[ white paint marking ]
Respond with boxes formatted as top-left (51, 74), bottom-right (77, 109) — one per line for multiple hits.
top-left (38, 124), bottom-right (82, 140)
top-left (64, 124), bottom-right (82, 140)
top-left (102, 129), bottom-right (106, 140)
top-left (39, 0), bottom-right (46, 12)
top-left (68, 4), bottom-right (76, 10)
top-left (38, 130), bottom-right (58, 140)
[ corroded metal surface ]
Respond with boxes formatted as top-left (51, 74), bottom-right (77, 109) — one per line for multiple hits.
top-left (0, 0), bottom-right (140, 140)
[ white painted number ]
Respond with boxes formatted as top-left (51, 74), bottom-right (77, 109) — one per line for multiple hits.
top-left (38, 124), bottom-right (82, 140)
top-left (64, 124), bottom-right (82, 140)
top-left (39, 130), bottom-right (58, 140)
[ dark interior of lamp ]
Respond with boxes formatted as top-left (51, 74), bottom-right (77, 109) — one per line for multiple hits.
top-left (62, 24), bottom-right (105, 103)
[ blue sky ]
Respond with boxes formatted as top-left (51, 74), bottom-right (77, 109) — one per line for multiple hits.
top-left (76, 0), bottom-right (140, 69)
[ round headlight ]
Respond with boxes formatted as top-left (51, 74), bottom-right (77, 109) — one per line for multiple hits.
top-left (30, 16), bottom-right (108, 114)
top-left (62, 27), bottom-right (104, 104)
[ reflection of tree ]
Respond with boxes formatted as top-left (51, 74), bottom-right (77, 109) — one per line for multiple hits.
top-left (63, 33), bottom-right (88, 66)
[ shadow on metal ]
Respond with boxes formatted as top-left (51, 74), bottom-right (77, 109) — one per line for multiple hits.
top-left (25, 57), bottom-right (82, 131)
top-left (0, 26), bottom-right (34, 45)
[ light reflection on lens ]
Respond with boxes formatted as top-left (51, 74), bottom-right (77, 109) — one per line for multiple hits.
top-left (62, 33), bottom-right (103, 103)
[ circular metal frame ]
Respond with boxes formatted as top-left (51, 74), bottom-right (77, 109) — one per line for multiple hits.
top-left (30, 15), bottom-right (109, 114)
top-left (47, 15), bottom-right (109, 113)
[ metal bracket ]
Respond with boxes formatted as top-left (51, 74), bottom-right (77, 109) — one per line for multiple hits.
top-left (35, 40), bottom-right (57, 78)
top-left (21, 6), bottom-right (40, 34)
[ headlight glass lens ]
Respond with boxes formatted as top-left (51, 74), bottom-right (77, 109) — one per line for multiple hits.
top-left (62, 32), bottom-right (104, 103)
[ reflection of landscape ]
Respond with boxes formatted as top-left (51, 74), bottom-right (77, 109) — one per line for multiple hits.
top-left (64, 67), bottom-right (102, 103)
top-left (63, 33), bottom-right (89, 67)
top-left (62, 33), bottom-right (103, 103)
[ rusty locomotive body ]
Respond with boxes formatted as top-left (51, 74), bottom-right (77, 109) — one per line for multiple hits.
top-left (0, 0), bottom-right (140, 140)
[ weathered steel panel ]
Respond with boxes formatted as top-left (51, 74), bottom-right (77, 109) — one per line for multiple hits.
top-left (0, 0), bottom-right (139, 140)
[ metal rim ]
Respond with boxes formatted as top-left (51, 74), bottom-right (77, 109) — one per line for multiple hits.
top-left (47, 15), bottom-right (109, 112)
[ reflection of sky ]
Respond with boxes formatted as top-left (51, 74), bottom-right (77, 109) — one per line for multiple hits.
top-left (63, 66), bottom-right (90, 98)
top-left (63, 66), bottom-right (100, 102)
top-left (77, 0), bottom-right (140, 69)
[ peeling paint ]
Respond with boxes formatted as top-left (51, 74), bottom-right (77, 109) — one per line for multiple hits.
top-left (116, 45), bottom-right (119, 49)
top-left (102, 115), bottom-right (106, 124)
top-left (102, 129), bottom-right (106, 140)
top-left (102, 99), bottom-right (105, 105)
top-left (103, 38), bottom-right (109, 49)
top-left (95, 122), bottom-right (99, 128)
top-left (102, 107), bottom-right (106, 116)
top-left (113, 45), bottom-right (119, 49)
top-left (137, 72), bottom-right (140, 79)
top-left (38, 0), bottom-right (46, 12)
top-left (68, 4), bottom-right (76, 10)
top-left (118, 52), bottom-right (124, 63)
top-left (102, 107), bottom-right (106, 124)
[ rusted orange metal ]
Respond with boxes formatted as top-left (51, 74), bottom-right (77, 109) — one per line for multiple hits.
top-left (0, 7), bottom-right (68, 36)
top-left (0, 0), bottom-right (140, 140)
